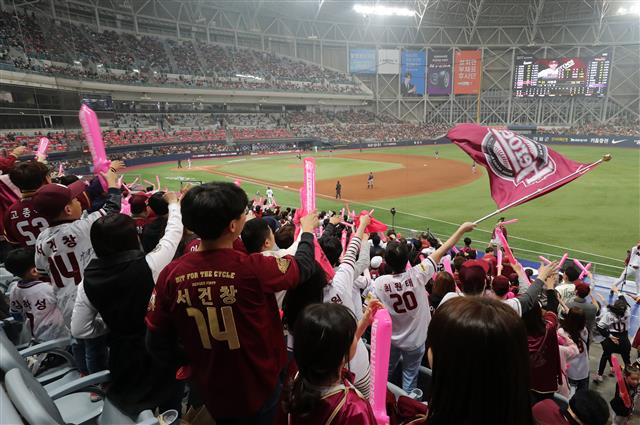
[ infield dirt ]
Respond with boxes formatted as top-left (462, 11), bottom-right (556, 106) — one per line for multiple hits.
top-left (194, 152), bottom-right (482, 202)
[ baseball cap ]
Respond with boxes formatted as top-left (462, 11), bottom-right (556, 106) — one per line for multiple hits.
top-left (421, 247), bottom-right (435, 256)
top-left (492, 275), bottom-right (510, 296)
top-left (32, 181), bottom-right (87, 220)
top-left (575, 282), bottom-right (591, 298)
top-left (460, 259), bottom-right (489, 274)
top-left (370, 256), bottom-right (383, 269)
top-left (148, 192), bottom-right (169, 216)
top-left (459, 259), bottom-right (489, 294)
top-left (129, 194), bottom-right (148, 215)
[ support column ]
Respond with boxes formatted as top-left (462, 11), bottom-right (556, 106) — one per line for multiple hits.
top-left (95, 7), bottom-right (101, 32)
top-left (507, 47), bottom-right (515, 123)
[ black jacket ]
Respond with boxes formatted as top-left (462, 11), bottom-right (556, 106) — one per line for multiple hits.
top-left (84, 250), bottom-right (180, 414)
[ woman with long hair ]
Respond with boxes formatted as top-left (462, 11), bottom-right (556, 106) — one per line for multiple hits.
top-left (285, 302), bottom-right (381, 425)
top-left (522, 297), bottom-right (562, 403)
top-left (426, 297), bottom-right (532, 425)
top-left (594, 291), bottom-right (631, 383)
top-left (558, 307), bottom-right (590, 392)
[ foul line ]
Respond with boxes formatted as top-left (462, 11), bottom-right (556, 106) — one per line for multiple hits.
top-left (198, 167), bottom-right (624, 265)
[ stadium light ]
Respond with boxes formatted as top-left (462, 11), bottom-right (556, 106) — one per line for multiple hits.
top-left (353, 4), bottom-right (416, 17)
top-left (616, 2), bottom-right (640, 15)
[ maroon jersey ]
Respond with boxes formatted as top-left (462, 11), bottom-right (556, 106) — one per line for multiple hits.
top-left (3, 197), bottom-right (49, 247)
top-left (183, 238), bottom-right (201, 255)
top-left (288, 377), bottom-right (376, 425)
top-left (146, 248), bottom-right (302, 417)
top-left (133, 216), bottom-right (148, 236)
top-left (0, 175), bottom-right (21, 239)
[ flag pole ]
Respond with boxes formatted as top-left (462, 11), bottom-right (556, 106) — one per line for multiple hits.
top-left (473, 154), bottom-right (611, 224)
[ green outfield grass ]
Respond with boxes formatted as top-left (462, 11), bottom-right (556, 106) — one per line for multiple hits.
top-left (216, 155), bottom-right (401, 181)
top-left (128, 144), bottom-right (639, 276)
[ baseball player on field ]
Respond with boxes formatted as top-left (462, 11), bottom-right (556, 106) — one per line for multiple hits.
top-left (611, 241), bottom-right (640, 301)
top-left (266, 186), bottom-right (274, 206)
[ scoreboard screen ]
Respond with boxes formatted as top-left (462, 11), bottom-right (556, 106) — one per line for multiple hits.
top-left (513, 53), bottom-right (610, 97)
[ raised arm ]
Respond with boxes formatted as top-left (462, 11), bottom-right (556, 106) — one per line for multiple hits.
top-left (354, 232), bottom-right (371, 277)
top-left (331, 216), bottom-right (370, 301)
top-left (517, 261), bottom-right (560, 316)
top-left (430, 222), bottom-right (476, 265)
top-left (146, 192), bottom-right (183, 283)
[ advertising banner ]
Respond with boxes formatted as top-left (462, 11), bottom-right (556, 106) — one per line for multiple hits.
top-left (401, 50), bottom-right (426, 97)
top-left (454, 50), bottom-right (482, 94)
top-left (427, 49), bottom-right (452, 95)
top-left (531, 134), bottom-right (639, 147)
top-left (377, 49), bottom-right (400, 74)
top-left (349, 49), bottom-right (376, 74)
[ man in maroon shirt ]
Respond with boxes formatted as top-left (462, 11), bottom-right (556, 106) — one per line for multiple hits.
top-left (145, 182), bottom-right (317, 424)
top-left (3, 160), bottom-right (51, 247)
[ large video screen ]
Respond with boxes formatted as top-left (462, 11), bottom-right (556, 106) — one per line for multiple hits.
top-left (513, 53), bottom-right (610, 97)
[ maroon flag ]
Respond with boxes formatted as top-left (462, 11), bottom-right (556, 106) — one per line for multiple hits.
top-left (448, 124), bottom-right (598, 209)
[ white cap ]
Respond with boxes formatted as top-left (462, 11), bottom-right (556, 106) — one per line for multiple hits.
top-left (370, 256), bottom-right (383, 269)
top-left (421, 247), bottom-right (435, 256)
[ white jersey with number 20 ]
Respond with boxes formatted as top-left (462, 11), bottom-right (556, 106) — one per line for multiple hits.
top-left (373, 257), bottom-right (437, 350)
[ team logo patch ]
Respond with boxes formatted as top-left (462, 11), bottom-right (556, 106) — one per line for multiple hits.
top-left (276, 257), bottom-right (291, 274)
top-left (482, 129), bottom-right (556, 186)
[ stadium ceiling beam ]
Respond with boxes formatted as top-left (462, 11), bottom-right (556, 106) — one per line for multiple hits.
top-left (314, 0), bottom-right (325, 20)
top-left (10, 0), bottom-right (40, 7)
top-left (463, 0), bottom-right (484, 43)
top-left (412, 0), bottom-right (433, 32)
top-left (526, 0), bottom-right (545, 45)
top-left (55, 0), bottom-right (640, 47)
top-left (593, 0), bottom-right (609, 43)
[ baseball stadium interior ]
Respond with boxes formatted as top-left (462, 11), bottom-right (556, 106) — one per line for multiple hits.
top-left (0, 0), bottom-right (639, 424)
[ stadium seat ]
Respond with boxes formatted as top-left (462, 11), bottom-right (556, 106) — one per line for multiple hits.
top-left (387, 382), bottom-right (408, 399)
top-left (0, 326), bottom-right (80, 389)
top-left (553, 392), bottom-right (570, 410)
top-left (0, 383), bottom-right (24, 425)
top-left (4, 367), bottom-right (158, 425)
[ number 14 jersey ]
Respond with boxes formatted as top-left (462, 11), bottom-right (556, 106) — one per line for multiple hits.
top-left (373, 257), bottom-right (437, 351)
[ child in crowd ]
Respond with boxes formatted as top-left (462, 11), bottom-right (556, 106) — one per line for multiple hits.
top-left (610, 361), bottom-right (640, 425)
top-left (7, 247), bottom-right (69, 341)
top-left (286, 301), bottom-right (382, 425)
top-left (594, 289), bottom-right (631, 383)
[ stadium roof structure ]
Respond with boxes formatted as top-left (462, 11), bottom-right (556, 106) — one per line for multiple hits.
top-left (46, 0), bottom-right (640, 47)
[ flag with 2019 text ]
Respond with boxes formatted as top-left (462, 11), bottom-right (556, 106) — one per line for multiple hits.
top-left (447, 124), bottom-right (597, 209)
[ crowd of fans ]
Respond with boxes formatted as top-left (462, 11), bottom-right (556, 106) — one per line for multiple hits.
top-left (0, 112), bottom-right (451, 153)
top-left (538, 118), bottom-right (640, 137)
top-left (292, 122), bottom-right (449, 143)
top-left (0, 10), bottom-right (365, 95)
top-left (0, 150), bottom-right (638, 424)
